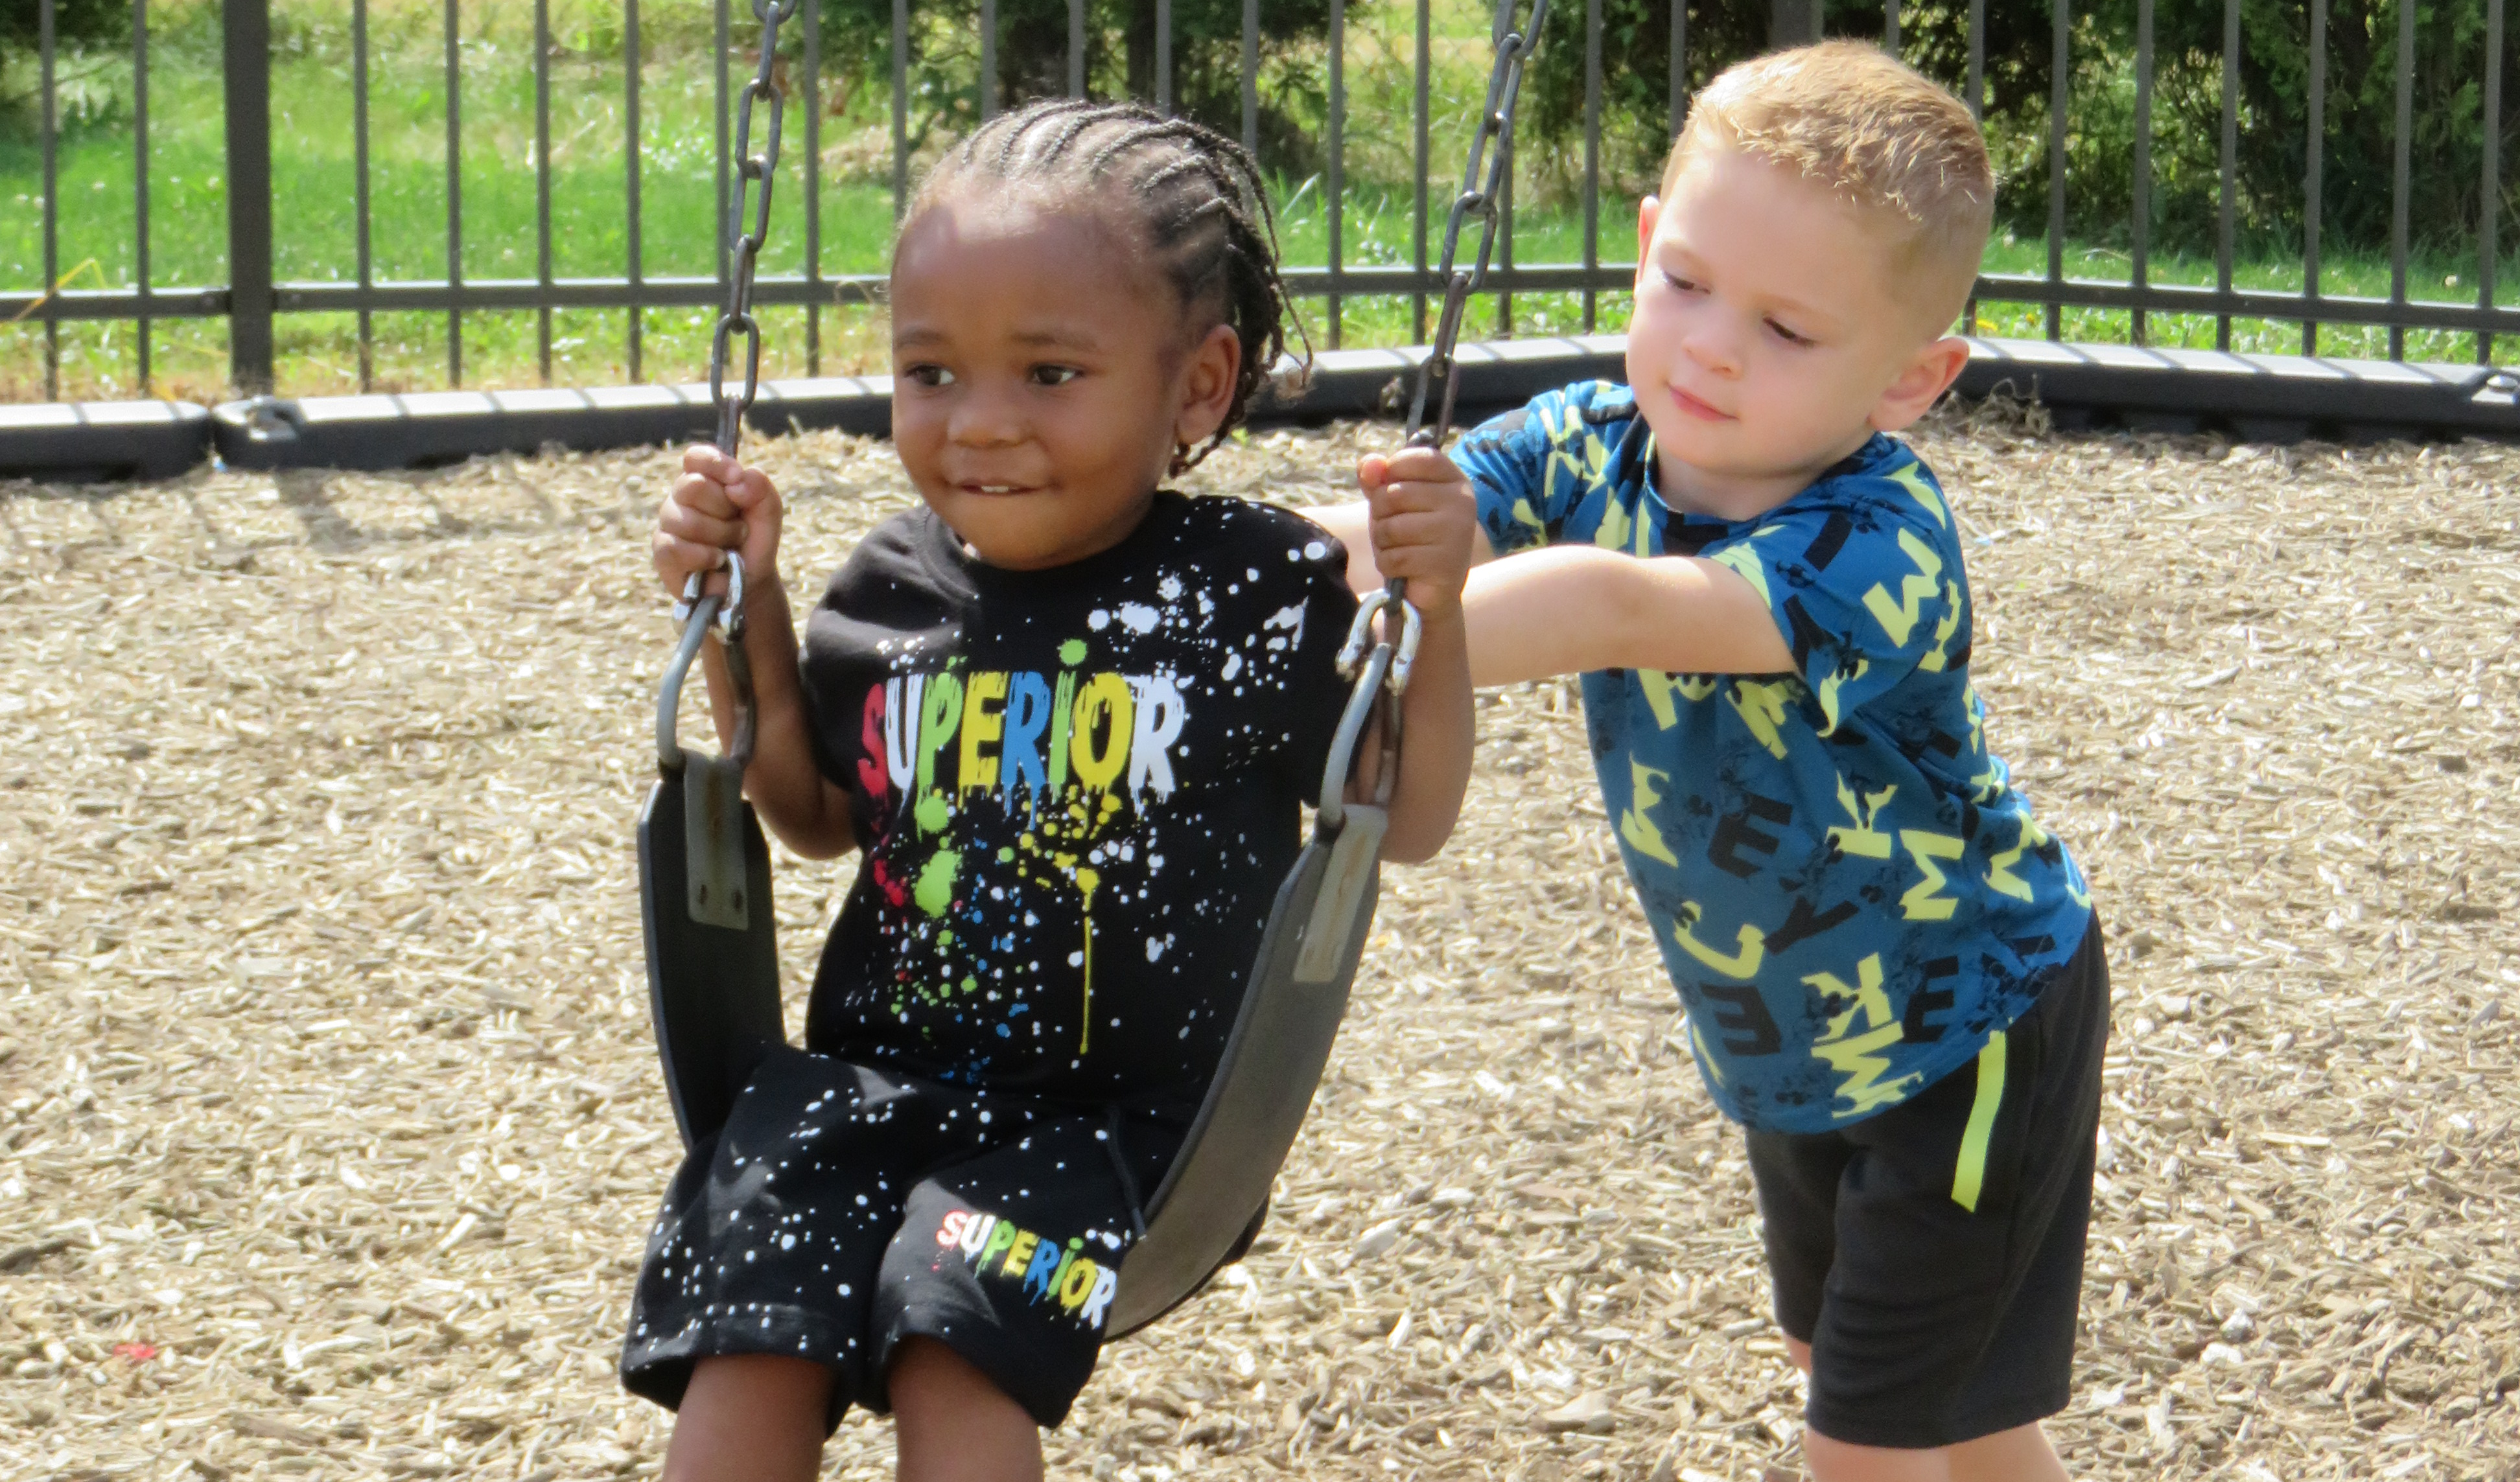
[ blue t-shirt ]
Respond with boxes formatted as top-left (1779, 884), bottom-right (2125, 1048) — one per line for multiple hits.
top-left (1456, 381), bottom-right (2094, 1133)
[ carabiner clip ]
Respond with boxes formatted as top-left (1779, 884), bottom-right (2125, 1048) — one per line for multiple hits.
top-left (672, 551), bottom-right (747, 643)
top-left (1337, 586), bottom-right (1423, 695)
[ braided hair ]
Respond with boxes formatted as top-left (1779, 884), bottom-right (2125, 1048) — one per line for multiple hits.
top-left (904, 97), bottom-right (1307, 471)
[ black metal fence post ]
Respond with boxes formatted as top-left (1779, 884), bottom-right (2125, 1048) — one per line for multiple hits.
top-left (222, 0), bottom-right (275, 396)
top-left (1770, 0), bottom-right (1819, 49)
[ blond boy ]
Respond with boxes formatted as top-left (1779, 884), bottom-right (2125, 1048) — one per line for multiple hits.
top-left (1340, 43), bottom-right (2105, 1482)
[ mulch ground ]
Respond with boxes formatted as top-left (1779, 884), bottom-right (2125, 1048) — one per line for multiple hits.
top-left (1, 406), bottom-right (2514, 1481)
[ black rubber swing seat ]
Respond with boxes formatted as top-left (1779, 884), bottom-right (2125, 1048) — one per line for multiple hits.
top-left (639, 575), bottom-right (1406, 1339)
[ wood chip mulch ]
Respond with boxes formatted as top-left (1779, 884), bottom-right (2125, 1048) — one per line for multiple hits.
top-left (1, 406), bottom-right (2514, 1481)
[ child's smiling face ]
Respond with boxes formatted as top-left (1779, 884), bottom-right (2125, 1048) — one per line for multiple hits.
top-left (1625, 143), bottom-right (1961, 520)
top-left (889, 192), bottom-right (1239, 571)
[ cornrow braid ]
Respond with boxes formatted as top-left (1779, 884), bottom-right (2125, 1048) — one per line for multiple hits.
top-left (905, 97), bottom-right (1307, 471)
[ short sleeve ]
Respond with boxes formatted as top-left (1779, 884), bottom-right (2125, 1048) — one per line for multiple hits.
top-left (1451, 384), bottom-right (1611, 556)
top-left (1706, 467), bottom-right (1965, 734)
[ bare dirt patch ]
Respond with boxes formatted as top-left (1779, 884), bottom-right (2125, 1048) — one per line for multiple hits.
top-left (1, 410), bottom-right (2514, 1481)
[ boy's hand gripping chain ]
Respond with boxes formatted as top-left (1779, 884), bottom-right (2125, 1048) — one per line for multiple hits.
top-left (1325, 0), bottom-right (1548, 824)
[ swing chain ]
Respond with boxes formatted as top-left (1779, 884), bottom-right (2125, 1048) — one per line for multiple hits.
top-left (1403, 0), bottom-right (1552, 452)
top-left (710, 0), bottom-right (802, 457)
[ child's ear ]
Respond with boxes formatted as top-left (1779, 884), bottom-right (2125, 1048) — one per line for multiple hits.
top-left (1174, 322), bottom-right (1242, 450)
top-left (1869, 334), bottom-right (1973, 433)
top-left (1634, 196), bottom-right (1661, 279)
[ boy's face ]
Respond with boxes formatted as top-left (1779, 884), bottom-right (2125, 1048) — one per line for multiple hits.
top-left (889, 192), bottom-right (1237, 570)
top-left (1626, 143), bottom-right (1962, 518)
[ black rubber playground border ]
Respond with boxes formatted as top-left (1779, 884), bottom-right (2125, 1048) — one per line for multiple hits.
top-left (3, 336), bottom-right (2513, 484)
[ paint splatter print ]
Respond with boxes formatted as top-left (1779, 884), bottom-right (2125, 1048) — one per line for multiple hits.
top-left (797, 492), bottom-right (1357, 1114)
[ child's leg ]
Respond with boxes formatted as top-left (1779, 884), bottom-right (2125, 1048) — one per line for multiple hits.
top-left (662, 1354), bottom-right (833, 1482)
top-left (1784, 1336), bottom-right (2070, 1482)
top-left (889, 1337), bottom-right (1044, 1482)
top-left (1749, 927), bottom-right (2110, 1476)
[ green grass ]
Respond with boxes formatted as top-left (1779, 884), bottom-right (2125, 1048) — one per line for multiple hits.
top-left (6, 0), bottom-right (2517, 401)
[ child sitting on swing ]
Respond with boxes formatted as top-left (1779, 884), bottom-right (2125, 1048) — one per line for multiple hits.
top-left (630, 98), bottom-right (1475, 1482)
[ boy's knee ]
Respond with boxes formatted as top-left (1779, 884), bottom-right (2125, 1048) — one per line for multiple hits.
top-left (1785, 1334), bottom-right (1814, 1375)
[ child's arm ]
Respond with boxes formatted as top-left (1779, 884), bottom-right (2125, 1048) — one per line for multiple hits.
top-left (1353, 446), bottom-right (1476, 864)
top-left (653, 445), bottom-right (859, 861)
top-left (1307, 497), bottom-right (1494, 597)
top-left (1462, 544), bottom-right (1793, 685)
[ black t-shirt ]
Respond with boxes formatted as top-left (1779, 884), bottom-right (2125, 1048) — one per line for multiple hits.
top-left (796, 491), bottom-right (1359, 1115)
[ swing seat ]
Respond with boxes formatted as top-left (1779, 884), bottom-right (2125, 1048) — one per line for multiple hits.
top-left (638, 752), bottom-right (785, 1149)
top-left (1105, 800), bottom-right (1387, 1337)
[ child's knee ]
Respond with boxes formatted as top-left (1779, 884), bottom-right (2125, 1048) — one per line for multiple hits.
top-left (1786, 1334), bottom-right (1814, 1375)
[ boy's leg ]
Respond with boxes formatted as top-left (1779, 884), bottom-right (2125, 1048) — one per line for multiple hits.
top-left (1749, 925), bottom-right (2110, 1468)
top-left (662, 1354), bottom-right (833, 1482)
top-left (890, 1336), bottom-right (1045, 1482)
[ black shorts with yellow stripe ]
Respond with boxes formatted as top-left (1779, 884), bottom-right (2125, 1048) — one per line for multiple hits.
top-left (1745, 920), bottom-right (2110, 1450)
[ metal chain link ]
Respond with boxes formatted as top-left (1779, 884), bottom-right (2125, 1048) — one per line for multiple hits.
top-left (1403, 0), bottom-right (1552, 450)
top-left (710, 0), bottom-right (800, 457)
top-left (684, 0), bottom-right (797, 769)
top-left (1327, 0), bottom-right (1548, 813)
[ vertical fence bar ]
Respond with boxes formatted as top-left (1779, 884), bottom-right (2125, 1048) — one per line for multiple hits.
top-left (2215, 0), bottom-right (2237, 350)
top-left (1411, 0), bottom-right (1427, 342)
top-left (716, 0), bottom-right (730, 286)
top-left (1965, 0), bottom-right (1985, 331)
top-left (2130, 0), bottom-right (2151, 345)
top-left (133, 0), bottom-right (151, 393)
top-left (1967, 0), bottom-right (1985, 117)
top-left (353, 0), bottom-right (373, 389)
top-left (535, 0), bottom-right (554, 383)
top-left (2305, 0), bottom-right (2324, 353)
top-left (981, 0), bottom-right (998, 121)
top-left (445, 0), bottom-right (464, 387)
top-left (2485, 0), bottom-right (2504, 364)
top-left (1156, 0), bottom-right (1172, 111)
top-left (804, 0), bottom-right (822, 375)
top-left (40, 0), bottom-right (58, 399)
top-left (226, 0), bottom-right (275, 395)
top-left (2046, 0), bottom-right (2067, 341)
top-left (891, 0), bottom-right (907, 218)
top-left (1582, 0), bottom-right (1602, 332)
top-left (1884, 0), bottom-right (1898, 53)
top-left (2388, 0), bottom-right (2412, 360)
top-left (1069, 0), bottom-right (1085, 97)
top-left (1670, 0), bottom-right (1686, 143)
top-left (1327, 0), bottom-right (1344, 349)
top-left (627, 0), bottom-right (643, 379)
top-left (1241, 0), bottom-right (1258, 159)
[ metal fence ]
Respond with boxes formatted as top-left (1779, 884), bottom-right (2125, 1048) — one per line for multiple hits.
top-left (3, 0), bottom-right (2515, 404)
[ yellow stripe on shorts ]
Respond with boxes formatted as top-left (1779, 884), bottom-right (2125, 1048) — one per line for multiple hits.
top-left (1950, 1030), bottom-right (2009, 1213)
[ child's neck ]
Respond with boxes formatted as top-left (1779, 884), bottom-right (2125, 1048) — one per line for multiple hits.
top-left (1656, 428), bottom-right (1879, 523)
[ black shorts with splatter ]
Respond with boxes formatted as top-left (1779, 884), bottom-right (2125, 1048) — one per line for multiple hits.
top-left (619, 1045), bottom-right (1185, 1430)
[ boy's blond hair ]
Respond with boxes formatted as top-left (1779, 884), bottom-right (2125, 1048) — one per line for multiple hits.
top-left (1663, 41), bottom-right (1993, 332)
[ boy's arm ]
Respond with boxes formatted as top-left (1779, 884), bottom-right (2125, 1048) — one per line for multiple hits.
top-left (1462, 546), bottom-right (1793, 686)
top-left (656, 445), bottom-right (859, 861)
top-left (1356, 448), bottom-right (1476, 864)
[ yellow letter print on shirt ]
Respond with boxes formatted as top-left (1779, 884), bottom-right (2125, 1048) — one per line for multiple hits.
top-left (1636, 669), bottom-right (1720, 730)
top-left (1826, 778), bottom-right (1897, 859)
top-left (1672, 900), bottom-right (1766, 980)
top-left (1805, 953), bottom-right (1925, 1117)
top-left (1860, 528), bottom-right (1946, 647)
top-left (1898, 829), bottom-right (1965, 920)
top-left (1725, 679), bottom-right (1795, 760)
top-left (1619, 761), bottom-right (1681, 866)
top-left (1984, 813), bottom-right (2051, 903)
